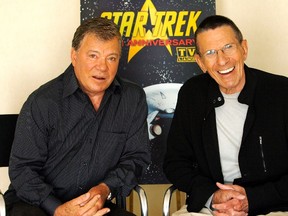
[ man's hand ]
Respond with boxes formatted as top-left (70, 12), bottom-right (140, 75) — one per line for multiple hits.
top-left (54, 183), bottom-right (111, 216)
top-left (211, 182), bottom-right (249, 216)
top-left (84, 183), bottom-right (111, 211)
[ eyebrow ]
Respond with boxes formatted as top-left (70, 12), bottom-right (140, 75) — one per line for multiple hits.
top-left (205, 42), bottom-right (234, 51)
top-left (88, 50), bottom-right (120, 56)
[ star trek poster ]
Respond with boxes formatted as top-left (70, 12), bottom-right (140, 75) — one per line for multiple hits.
top-left (81, 0), bottom-right (215, 184)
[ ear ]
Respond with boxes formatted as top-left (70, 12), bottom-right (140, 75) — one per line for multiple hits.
top-left (71, 48), bottom-right (77, 66)
top-left (194, 53), bottom-right (207, 73)
top-left (240, 39), bottom-right (248, 61)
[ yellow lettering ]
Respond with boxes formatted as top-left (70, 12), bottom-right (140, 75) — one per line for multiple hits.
top-left (177, 48), bottom-right (186, 56)
top-left (100, 12), bottom-right (112, 19)
top-left (153, 11), bottom-right (165, 37)
top-left (102, 10), bottom-right (202, 38)
top-left (112, 12), bottom-right (124, 25)
top-left (161, 11), bottom-right (177, 37)
top-left (132, 12), bottom-right (148, 37)
top-left (100, 12), bottom-right (123, 25)
top-left (174, 11), bottom-right (188, 36)
top-left (120, 12), bottom-right (134, 37)
top-left (188, 48), bottom-right (195, 56)
top-left (186, 11), bottom-right (202, 36)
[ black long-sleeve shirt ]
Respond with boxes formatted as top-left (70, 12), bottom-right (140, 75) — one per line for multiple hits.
top-left (6, 64), bottom-right (150, 215)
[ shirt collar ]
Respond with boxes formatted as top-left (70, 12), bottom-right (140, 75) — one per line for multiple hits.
top-left (238, 64), bottom-right (258, 105)
top-left (207, 64), bottom-right (257, 107)
top-left (62, 64), bottom-right (122, 98)
top-left (62, 64), bottom-right (79, 98)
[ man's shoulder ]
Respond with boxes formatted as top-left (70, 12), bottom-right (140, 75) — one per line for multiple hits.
top-left (182, 73), bottom-right (211, 91)
top-left (249, 67), bottom-right (288, 87)
top-left (30, 65), bottom-right (75, 100)
top-left (19, 71), bottom-right (68, 117)
top-left (249, 66), bottom-right (286, 79)
top-left (31, 73), bottom-right (65, 99)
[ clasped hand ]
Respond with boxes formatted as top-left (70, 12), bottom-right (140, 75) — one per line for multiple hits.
top-left (54, 183), bottom-right (110, 216)
top-left (211, 182), bottom-right (249, 216)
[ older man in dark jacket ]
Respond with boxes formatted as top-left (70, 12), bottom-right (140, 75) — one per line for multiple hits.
top-left (164, 15), bottom-right (288, 216)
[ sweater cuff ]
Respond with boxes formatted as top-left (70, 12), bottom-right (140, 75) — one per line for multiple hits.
top-left (40, 195), bottom-right (62, 215)
top-left (205, 194), bottom-right (214, 212)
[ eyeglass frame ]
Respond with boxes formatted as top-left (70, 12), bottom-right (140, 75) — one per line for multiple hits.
top-left (197, 42), bottom-right (241, 61)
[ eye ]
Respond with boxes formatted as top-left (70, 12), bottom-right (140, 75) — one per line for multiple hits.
top-left (89, 54), bottom-right (97, 59)
top-left (222, 43), bottom-right (236, 55)
top-left (205, 49), bottom-right (217, 56)
top-left (107, 56), bottom-right (118, 62)
top-left (223, 44), bottom-right (233, 50)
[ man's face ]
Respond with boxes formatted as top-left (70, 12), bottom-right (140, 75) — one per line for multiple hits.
top-left (195, 25), bottom-right (248, 94)
top-left (71, 33), bottom-right (121, 97)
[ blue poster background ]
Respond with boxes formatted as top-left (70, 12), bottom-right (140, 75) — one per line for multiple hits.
top-left (81, 0), bottom-right (215, 184)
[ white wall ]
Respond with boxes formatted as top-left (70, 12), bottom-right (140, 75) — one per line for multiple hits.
top-left (0, 0), bottom-right (80, 114)
top-left (1, 0), bottom-right (288, 214)
top-left (216, 0), bottom-right (288, 77)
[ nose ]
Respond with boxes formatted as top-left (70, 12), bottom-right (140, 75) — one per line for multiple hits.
top-left (96, 57), bottom-right (108, 71)
top-left (216, 50), bottom-right (229, 65)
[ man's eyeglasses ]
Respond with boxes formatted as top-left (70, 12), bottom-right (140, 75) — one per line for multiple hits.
top-left (201, 43), bottom-right (238, 61)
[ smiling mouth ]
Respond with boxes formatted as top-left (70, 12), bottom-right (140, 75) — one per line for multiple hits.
top-left (92, 76), bottom-right (105, 80)
top-left (218, 67), bottom-right (235, 75)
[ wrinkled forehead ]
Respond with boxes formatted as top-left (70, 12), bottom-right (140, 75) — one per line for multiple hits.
top-left (79, 33), bottom-right (122, 52)
top-left (196, 26), bottom-right (239, 50)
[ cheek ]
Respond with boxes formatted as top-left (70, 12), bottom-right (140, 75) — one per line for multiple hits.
top-left (84, 59), bottom-right (96, 67)
top-left (235, 49), bottom-right (247, 62)
top-left (109, 63), bottom-right (119, 73)
top-left (205, 62), bottom-right (217, 73)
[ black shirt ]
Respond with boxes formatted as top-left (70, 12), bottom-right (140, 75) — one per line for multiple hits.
top-left (6, 64), bottom-right (150, 214)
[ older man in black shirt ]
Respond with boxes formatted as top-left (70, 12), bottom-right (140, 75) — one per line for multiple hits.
top-left (4, 17), bottom-right (150, 216)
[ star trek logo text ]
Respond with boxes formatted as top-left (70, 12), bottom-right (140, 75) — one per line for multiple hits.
top-left (100, 0), bottom-right (201, 63)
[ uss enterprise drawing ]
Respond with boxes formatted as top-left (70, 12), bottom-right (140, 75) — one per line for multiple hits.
top-left (144, 83), bottom-right (182, 140)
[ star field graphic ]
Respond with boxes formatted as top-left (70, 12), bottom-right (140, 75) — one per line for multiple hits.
top-left (81, 0), bottom-right (215, 184)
